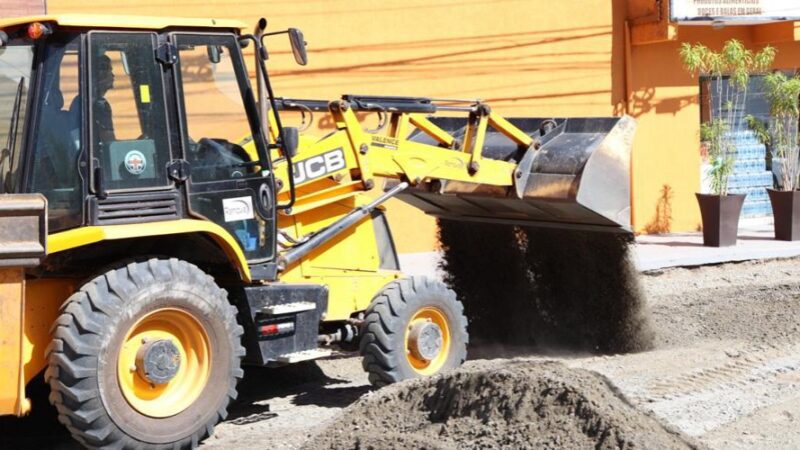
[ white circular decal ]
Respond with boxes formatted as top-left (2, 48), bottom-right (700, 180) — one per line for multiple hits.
top-left (124, 150), bottom-right (146, 175)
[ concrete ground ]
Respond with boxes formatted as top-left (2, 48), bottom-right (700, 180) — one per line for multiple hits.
top-left (635, 217), bottom-right (800, 271)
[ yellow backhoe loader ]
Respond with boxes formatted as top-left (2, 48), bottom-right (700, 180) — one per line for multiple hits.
top-left (0, 14), bottom-right (635, 449)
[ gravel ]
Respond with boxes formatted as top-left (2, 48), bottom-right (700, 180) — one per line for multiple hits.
top-left (305, 360), bottom-right (700, 450)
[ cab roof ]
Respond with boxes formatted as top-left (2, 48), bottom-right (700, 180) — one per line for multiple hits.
top-left (0, 14), bottom-right (247, 32)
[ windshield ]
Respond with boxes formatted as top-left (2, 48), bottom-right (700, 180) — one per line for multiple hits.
top-left (0, 44), bottom-right (34, 193)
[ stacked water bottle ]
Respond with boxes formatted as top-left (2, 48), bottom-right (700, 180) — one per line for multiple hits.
top-left (726, 128), bottom-right (773, 218)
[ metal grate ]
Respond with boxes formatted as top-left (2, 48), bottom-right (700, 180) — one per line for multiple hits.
top-left (91, 191), bottom-right (182, 225)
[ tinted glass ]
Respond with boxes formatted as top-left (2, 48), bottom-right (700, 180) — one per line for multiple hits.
top-left (28, 35), bottom-right (83, 231)
top-left (90, 33), bottom-right (171, 191)
top-left (0, 44), bottom-right (33, 193)
top-left (176, 35), bottom-right (259, 183)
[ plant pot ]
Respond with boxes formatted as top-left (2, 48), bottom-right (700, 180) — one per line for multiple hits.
top-left (767, 189), bottom-right (800, 241)
top-left (695, 193), bottom-right (746, 247)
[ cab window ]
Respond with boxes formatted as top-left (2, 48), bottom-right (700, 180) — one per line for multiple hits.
top-left (27, 34), bottom-right (82, 231)
top-left (174, 34), bottom-right (259, 183)
top-left (89, 32), bottom-right (171, 191)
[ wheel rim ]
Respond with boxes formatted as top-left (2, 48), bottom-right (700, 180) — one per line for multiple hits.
top-left (404, 306), bottom-right (451, 375)
top-left (117, 308), bottom-right (211, 418)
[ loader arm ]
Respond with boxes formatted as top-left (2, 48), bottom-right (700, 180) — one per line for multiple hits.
top-left (268, 96), bottom-right (635, 233)
top-left (270, 101), bottom-right (521, 212)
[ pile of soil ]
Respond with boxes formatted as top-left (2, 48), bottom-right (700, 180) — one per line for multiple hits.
top-left (438, 220), bottom-right (653, 353)
top-left (305, 360), bottom-right (700, 450)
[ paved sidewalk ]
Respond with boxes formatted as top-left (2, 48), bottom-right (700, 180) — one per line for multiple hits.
top-left (398, 219), bottom-right (800, 277)
top-left (634, 219), bottom-right (800, 271)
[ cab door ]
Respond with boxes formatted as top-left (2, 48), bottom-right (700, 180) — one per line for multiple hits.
top-left (87, 32), bottom-right (180, 224)
top-left (171, 33), bottom-right (276, 263)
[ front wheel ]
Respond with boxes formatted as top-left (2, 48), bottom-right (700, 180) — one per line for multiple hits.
top-left (359, 277), bottom-right (468, 387)
top-left (46, 258), bottom-right (244, 449)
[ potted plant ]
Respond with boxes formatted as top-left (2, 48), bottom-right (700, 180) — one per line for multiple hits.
top-left (679, 40), bottom-right (775, 246)
top-left (757, 72), bottom-right (800, 240)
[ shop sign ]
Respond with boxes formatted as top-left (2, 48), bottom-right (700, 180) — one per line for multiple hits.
top-left (671, 0), bottom-right (800, 23)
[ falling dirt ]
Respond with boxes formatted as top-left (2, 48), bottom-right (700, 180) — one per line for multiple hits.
top-left (304, 360), bottom-right (701, 450)
top-left (438, 220), bottom-right (653, 354)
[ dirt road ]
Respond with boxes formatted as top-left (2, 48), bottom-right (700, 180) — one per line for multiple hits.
top-left (3, 258), bottom-right (800, 449)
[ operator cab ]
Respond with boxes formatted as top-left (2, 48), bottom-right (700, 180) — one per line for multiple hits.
top-left (0, 17), bottom-right (291, 266)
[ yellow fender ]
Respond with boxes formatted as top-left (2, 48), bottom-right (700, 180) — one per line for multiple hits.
top-left (48, 219), bottom-right (252, 282)
top-left (0, 219), bottom-right (251, 416)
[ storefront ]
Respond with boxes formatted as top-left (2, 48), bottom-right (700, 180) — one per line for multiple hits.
top-left (5, 0), bottom-right (800, 253)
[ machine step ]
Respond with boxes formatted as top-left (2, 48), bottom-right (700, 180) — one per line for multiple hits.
top-left (261, 301), bottom-right (317, 315)
top-left (276, 349), bottom-right (332, 363)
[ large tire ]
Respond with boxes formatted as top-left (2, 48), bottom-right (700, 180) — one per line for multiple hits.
top-left (360, 276), bottom-right (468, 387)
top-left (45, 258), bottom-right (244, 449)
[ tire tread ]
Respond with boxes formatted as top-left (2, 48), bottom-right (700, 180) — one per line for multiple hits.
top-left (47, 258), bottom-right (244, 449)
top-left (359, 276), bottom-right (468, 387)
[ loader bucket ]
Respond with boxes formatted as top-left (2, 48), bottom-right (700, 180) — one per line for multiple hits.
top-left (399, 116), bottom-right (635, 233)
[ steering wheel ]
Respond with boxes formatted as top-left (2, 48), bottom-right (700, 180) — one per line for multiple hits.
top-left (195, 138), bottom-right (253, 180)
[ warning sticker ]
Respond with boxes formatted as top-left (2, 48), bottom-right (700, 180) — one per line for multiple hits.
top-left (140, 85), bottom-right (151, 103)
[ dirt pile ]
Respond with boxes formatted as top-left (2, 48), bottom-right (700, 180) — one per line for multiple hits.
top-left (438, 220), bottom-right (653, 353)
top-left (305, 360), bottom-right (700, 450)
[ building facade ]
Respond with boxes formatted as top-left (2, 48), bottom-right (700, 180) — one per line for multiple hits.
top-left (4, 0), bottom-right (800, 253)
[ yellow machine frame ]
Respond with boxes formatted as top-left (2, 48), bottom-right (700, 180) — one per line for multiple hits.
top-left (1, 90), bottom-right (537, 418)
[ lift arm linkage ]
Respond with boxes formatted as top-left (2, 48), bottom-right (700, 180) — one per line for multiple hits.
top-left (270, 98), bottom-right (535, 214)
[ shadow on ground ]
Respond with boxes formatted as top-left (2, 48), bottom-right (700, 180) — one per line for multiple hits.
top-left (0, 376), bottom-right (78, 450)
top-left (228, 358), bottom-right (372, 423)
top-left (0, 357), bottom-right (372, 448)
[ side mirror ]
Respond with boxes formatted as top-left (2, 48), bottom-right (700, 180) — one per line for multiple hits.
top-left (282, 127), bottom-right (299, 158)
top-left (288, 28), bottom-right (307, 66)
top-left (207, 45), bottom-right (222, 64)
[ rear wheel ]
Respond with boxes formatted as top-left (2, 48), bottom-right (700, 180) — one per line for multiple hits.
top-left (360, 277), bottom-right (468, 386)
top-left (46, 258), bottom-right (244, 449)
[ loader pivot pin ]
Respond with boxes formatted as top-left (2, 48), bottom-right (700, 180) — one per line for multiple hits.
top-left (408, 320), bottom-right (443, 362)
top-left (135, 339), bottom-right (181, 385)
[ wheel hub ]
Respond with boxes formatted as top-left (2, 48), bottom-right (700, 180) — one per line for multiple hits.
top-left (136, 339), bottom-right (181, 385)
top-left (408, 320), bottom-right (443, 362)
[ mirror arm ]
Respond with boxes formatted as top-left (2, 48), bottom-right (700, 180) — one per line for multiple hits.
top-left (251, 38), bottom-right (295, 211)
top-left (253, 19), bottom-right (269, 134)
top-left (238, 34), bottom-right (270, 169)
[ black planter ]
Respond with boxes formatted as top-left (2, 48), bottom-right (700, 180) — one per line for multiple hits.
top-left (695, 193), bottom-right (746, 247)
top-left (767, 189), bottom-right (800, 241)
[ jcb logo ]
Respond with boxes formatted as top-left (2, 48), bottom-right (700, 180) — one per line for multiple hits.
top-left (293, 148), bottom-right (346, 184)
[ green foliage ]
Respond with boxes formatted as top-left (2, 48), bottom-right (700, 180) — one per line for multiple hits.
top-left (744, 115), bottom-right (770, 146)
top-left (700, 118), bottom-right (735, 195)
top-left (680, 40), bottom-right (776, 195)
top-left (762, 71), bottom-right (800, 190)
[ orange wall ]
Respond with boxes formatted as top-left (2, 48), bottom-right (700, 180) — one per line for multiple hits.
top-left (39, 1), bottom-right (797, 251)
top-left (46, 0), bottom-right (630, 253)
top-left (629, 23), bottom-right (800, 234)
